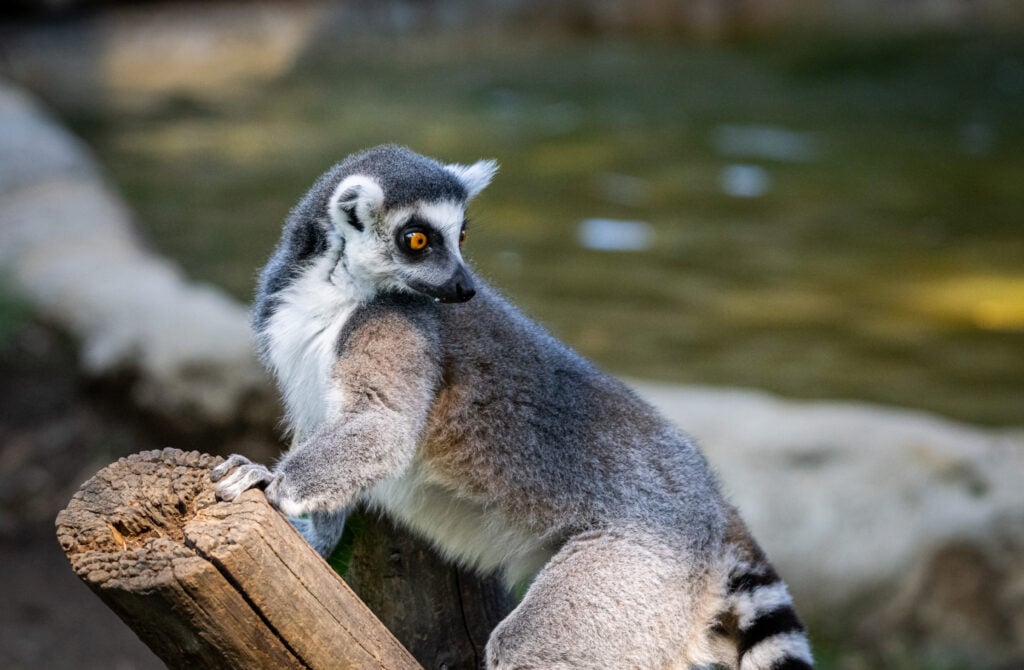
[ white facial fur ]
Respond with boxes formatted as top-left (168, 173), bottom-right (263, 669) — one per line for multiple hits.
top-left (407, 199), bottom-right (468, 251)
top-left (327, 176), bottom-right (471, 297)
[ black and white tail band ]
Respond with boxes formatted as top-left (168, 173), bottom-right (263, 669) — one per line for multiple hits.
top-left (728, 566), bottom-right (814, 670)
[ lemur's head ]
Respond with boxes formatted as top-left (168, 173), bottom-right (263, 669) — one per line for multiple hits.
top-left (317, 145), bottom-right (496, 303)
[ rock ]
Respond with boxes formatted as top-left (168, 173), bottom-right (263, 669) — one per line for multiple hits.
top-left (869, 512), bottom-right (1024, 664)
top-left (0, 81), bottom-right (272, 429)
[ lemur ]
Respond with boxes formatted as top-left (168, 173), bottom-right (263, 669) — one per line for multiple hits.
top-left (212, 145), bottom-right (814, 670)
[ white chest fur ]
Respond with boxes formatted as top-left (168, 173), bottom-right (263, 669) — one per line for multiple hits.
top-left (264, 253), bottom-right (363, 438)
top-left (363, 462), bottom-right (556, 587)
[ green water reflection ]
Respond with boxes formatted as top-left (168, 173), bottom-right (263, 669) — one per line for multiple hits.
top-left (69, 33), bottom-right (1024, 426)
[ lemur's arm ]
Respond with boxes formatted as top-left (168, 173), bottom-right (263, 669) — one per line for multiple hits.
top-left (214, 300), bottom-right (441, 517)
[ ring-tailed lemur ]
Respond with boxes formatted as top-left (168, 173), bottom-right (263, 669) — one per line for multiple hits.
top-left (212, 145), bottom-right (813, 670)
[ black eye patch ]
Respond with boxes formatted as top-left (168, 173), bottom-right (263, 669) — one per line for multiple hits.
top-left (395, 217), bottom-right (444, 257)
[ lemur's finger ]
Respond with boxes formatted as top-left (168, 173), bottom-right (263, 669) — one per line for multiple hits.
top-left (210, 454), bottom-right (253, 482)
top-left (215, 464), bottom-right (274, 501)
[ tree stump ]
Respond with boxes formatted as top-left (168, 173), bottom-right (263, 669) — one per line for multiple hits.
top-left (55, 448), bottom-right (421, 669)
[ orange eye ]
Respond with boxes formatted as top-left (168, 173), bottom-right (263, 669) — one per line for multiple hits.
top-left (405, 231), bottom-right (428, 251)
top-left (459, 230), bottom-right (467, 247)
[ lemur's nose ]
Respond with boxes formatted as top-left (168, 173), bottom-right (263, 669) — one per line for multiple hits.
top-left (436, 266), bottom-right (476, 303)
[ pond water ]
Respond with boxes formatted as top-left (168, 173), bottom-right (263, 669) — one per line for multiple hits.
top-left (64, 31), bottom-right (1024, 426)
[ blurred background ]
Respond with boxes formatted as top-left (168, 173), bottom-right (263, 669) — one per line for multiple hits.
top-left (1, 1), bottom-right (1022, 669)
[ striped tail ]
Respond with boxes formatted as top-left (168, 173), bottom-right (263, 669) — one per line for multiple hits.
top-left (727, 561), bottom-right (814, 670)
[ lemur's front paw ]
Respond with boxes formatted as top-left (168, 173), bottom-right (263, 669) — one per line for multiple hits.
top-left (211, 454), bottom-right (278, 502)
top-left (264, 476), bottom-right (312, 518)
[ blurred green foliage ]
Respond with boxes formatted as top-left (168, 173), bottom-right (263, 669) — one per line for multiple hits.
top-left (326, 512), bottom-right (364, 577)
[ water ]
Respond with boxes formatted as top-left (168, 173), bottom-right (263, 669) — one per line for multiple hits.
top-left (577, 218), bottom-right (655, 251)
top-left (61, 31), bottom-right (1024, 426)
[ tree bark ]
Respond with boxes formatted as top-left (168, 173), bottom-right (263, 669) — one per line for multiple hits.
top-left (346, 512), bottom-right (516, 670)
top-left (55, 448), bottom-right (421, 670)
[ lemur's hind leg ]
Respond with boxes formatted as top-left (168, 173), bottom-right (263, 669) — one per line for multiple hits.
top-left (485, 528), bottom-right (726, 670)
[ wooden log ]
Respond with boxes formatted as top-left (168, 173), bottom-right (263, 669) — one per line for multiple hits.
top-left (55, 448), bottom-right (421, 670)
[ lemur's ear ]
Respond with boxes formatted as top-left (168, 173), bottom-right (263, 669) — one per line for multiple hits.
top-left (444, 159), bottom-right (498, 201)
top-left (328, 175), bottom-right (384, 233)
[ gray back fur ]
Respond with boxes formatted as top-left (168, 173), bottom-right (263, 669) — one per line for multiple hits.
top-left (420, 280), bottom-right (725, 549)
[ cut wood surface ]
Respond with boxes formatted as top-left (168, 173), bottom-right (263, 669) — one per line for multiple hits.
top-left (55, 448), bottom-right (422, 670)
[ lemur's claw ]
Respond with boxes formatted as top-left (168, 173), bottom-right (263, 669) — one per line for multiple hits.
top-left (211, 454), bottom-right (252, 482)
top-left (212, 454), bottom-right (275, 502)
